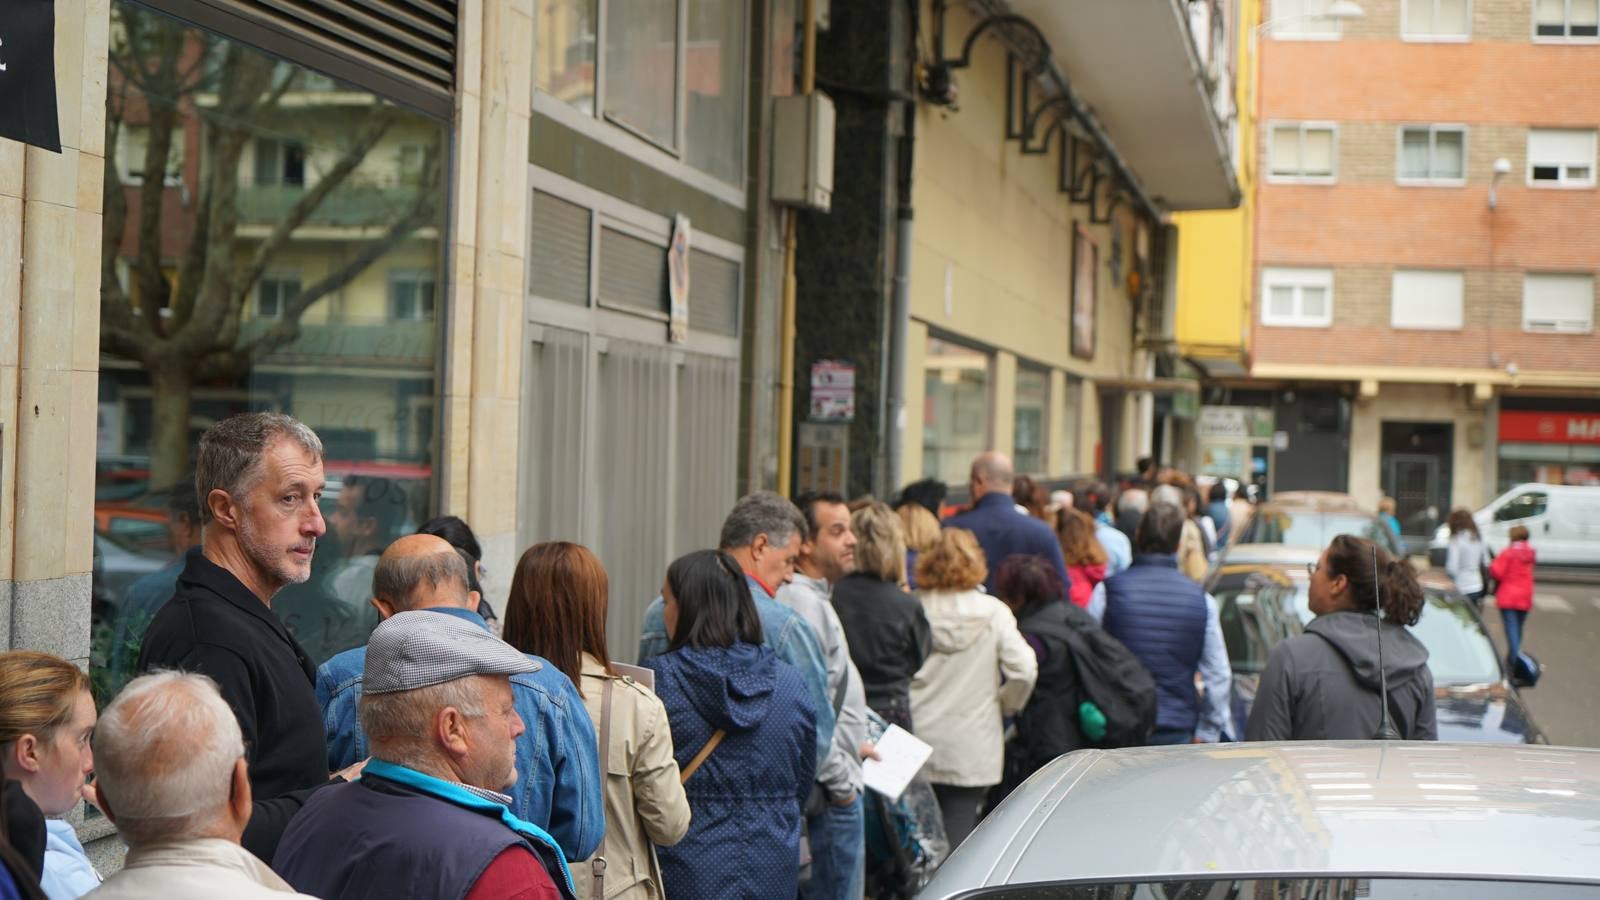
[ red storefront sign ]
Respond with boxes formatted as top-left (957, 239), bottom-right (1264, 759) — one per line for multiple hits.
top-left (1499, 411), bottom-right (1600, 444)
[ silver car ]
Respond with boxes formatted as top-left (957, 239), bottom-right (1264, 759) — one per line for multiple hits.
top-left (918, 742), bottom-right (1600, 897)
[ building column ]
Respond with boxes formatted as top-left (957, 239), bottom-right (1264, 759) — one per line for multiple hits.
top-left (1, 0), bottom-right (109, 659)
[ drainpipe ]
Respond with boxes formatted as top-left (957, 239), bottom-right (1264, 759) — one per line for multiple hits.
top-left (777, 0), bottom-right (818, 496)
top-left (885, 0), bottom-right (919, 495)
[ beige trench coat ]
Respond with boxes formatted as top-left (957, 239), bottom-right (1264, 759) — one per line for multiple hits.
top-left (575, 653), bottom-right (692, 900)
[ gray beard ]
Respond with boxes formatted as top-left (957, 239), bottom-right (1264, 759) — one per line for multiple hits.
top-left (236, 515), bottom-right (312, 594)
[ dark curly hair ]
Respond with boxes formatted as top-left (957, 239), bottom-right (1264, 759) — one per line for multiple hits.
top-left (995, 554), bottom-right (1064, 615)
top-left (1324, 534), bottom-right (1425, 625)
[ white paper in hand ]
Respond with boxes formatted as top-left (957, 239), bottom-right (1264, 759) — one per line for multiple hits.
top-left (862, 725), bottom-right (933, 801)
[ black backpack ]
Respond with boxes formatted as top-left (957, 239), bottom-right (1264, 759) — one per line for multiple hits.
top-left (1025, 607), bottom-right (1157, 748)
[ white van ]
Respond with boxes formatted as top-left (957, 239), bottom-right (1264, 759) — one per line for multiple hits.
top-left (1430, 483), bottom-right (1600, 567)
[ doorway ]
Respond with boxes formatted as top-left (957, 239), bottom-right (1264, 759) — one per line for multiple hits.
top-left (1380, 421), bottom-right (1454, 545)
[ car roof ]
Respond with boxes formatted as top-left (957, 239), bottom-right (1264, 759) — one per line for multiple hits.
top-left (926, 743), bottom-right (1600, 894)
top-left (1216, 543), bottom-right (1322, 568)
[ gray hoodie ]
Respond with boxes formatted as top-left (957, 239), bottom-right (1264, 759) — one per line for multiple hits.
top-left (1245, 610), bottom-right (1438, 742)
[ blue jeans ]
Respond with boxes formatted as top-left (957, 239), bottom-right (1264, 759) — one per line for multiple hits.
top-left (1502, 608), bottom-right (1529, 669)
top-left (1147, 727), bottom-right (1195, 746)
top-left (801, 793), bottom-right (864, 900)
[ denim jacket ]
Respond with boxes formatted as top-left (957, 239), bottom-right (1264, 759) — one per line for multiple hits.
top-left (315, 606), bottom-right (604, 861)
top-left (636, 575), bottom-right (837, 769)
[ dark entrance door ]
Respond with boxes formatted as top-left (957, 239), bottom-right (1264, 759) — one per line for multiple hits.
top-left (1380, 421), bottom-right (1454, 547)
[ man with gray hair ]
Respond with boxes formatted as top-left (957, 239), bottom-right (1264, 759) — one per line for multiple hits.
top-left (137, 412), bottom-right (358, 863)
top-left (314, 534), bottom-right (604, 860)
top-left (636, 491), bottom-right (837, 769)
top-left (86, 672), bottom-right (316, 898)
top-left (273, 612), bottom-right (572, 900)
top-left (944, 451), bottom-right (1070, 592)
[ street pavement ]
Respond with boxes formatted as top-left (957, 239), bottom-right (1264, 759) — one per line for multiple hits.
top-left (1477, 575), bottom-right (1600, 749)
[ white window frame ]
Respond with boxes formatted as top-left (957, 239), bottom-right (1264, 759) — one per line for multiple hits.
top-left (1522, 273), bottom-right (1595, 333)
top-left (388, 268), bottom-right (437, 322)
top-left (1401, 0), bottom-right (1473, 41)
top-left (1396, 124), bottom-right (1468, 186)
top-left (1267, 122), bottom-right (1339, 184)
top-left (1261, 267), bottom-right (1335, 328)
top-left (1527, 128), bottom-right (1597, 188)
top-left (118, 125), bottom-right (185, 187)
top-left (256, 272), bottom-right (301, 320)
top-left (1533, 0), bottom-right (1600, 42)
top-left (1391, 269), bottom-right (1465, 330)
top-left (1265, 0), bottom-right (1346, 40)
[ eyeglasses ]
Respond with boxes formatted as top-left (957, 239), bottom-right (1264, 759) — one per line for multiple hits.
top-left (1306, 562), bottom-right (1318, 579)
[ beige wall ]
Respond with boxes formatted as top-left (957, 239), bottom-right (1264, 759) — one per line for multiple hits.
top-left (1348, 382), bottom-right (1491, 513)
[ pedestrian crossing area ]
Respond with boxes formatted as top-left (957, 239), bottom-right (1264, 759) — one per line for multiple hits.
top-left (1529, 593), bottom-right (1600, 614)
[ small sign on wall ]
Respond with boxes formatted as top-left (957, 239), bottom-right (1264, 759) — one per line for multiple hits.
top-left (667, 214), bottom-right (691, 343)
top-left (809, 359), bottom-right (855, 422)
top-left (798, 422), bottom-right (849, 496)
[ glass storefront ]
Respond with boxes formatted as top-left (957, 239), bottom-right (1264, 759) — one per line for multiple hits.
top-left (92, 1), bottom-right (449, 703)
top-left (1496, 409), bottom-right (1600, 493)
top-left (1013, 366), bottom-right (1048, 476)
top-left (923, 336), bottom-right (991, 485)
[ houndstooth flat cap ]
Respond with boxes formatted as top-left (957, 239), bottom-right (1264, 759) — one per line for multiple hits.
top-left (363, 610), bottom-right (538, 694)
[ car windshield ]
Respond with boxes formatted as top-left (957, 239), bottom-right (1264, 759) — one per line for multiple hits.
top-left (1287, 586), bottom-right (1502, 686)
top-left (952, 879), bottom-right (1599, 899)
top-left (1248, 509), bottom-right (1395, 550)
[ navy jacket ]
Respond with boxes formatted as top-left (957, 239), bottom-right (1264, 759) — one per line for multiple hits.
top-left (644, 643), bottom-right (817, 900)
top-left (943, 493), bottom-right (1070, 592)
top-left (1100, 554), bottom-right (1209, 733)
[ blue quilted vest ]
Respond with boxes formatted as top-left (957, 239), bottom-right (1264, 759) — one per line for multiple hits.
top-left (1100, 554), bottom-right (1208, 733)
top-left (273, 760), bottom-right (576, 900)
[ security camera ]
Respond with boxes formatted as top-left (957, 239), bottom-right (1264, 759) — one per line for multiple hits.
top-left (1493, 157), bottom-right (1512, 176)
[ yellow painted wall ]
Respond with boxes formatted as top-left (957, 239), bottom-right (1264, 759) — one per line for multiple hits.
top-left (902, 0), bottom-right (1145, 482)
top-left (1173, 0), bottom-right (1258, 359)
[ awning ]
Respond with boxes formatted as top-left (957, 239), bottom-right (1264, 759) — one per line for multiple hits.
top-left (1006, 0), bottom-right (1241, 211)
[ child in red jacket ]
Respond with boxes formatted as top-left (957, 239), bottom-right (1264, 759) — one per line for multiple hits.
top-left (1489, 525), bottom-right (1536, 674)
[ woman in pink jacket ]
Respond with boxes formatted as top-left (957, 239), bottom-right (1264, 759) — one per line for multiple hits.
top-left (1489, 525), bottom-right (1536, 674)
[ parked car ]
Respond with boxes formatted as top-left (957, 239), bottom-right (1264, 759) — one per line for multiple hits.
top-left (1209, 544), bottom-right (1547, 744)
top-left (1429, 483), bottom-right (1600, 567)
top-left (1232, 498), bottom-right (1407, 558)
top-left (919, 742), bottom-right (1600, 897)
top-left (1208, 563), bottom-right (1304, 735)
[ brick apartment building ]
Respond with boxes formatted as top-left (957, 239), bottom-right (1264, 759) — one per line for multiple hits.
top-left (1203, 0), bottom-right (1600, 542)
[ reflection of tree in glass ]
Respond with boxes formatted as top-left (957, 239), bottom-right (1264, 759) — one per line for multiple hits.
top-left (100, 6), bottom-right (443, 490)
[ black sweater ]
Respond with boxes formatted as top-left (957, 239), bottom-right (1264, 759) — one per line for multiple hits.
top-left (136, 548), bottom-right (334, 861)
top-left (831, 573), bottom-right (932, 729)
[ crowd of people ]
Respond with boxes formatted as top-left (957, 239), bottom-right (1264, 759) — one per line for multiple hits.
top-left (0, 413), bottom-right (1448, 900)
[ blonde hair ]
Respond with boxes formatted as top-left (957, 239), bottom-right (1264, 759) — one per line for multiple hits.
top-left (896, 503), bottom-right (940, 554)
top-left (915, 528), bottom-right (988, 592)
top-left (0, 651), bottom-right (90, 749)
top-left (1379, 496), bottom-right (1397, 514)
top-left (852, 502), bottom-right (907, 584)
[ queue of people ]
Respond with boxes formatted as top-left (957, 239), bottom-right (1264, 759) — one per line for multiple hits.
top-left (1, 413), bottom-right (1457, 900)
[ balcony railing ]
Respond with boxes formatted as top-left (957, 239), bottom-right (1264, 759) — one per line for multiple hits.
top-left (234, 184), bottom-right (423, 228)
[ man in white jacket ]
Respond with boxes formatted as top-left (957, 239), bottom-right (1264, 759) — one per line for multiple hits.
top-left (778, 491), bottom-right (871, 900)
top-left (87, 673), bottom-right (316, 899)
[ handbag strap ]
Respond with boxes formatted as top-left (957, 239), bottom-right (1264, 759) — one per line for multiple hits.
top-left (591, 677), bottom-right (614, 898)
top-left (679, 729), bottom-right (727, 783)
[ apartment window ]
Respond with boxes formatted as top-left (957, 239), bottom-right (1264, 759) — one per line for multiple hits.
top-left (1535, 0), bottom-right (1600, 38)
top-left (256, 274), bottom-right (301, 319)
top-left (1268, 0), bottom-right (1344, 37)
top-left (1269, 124), bottom-right (1337, 182)
top-left (1398, 126), bottom-right (1465, 183)
top-left (389, 270), bottom-right (437, 321)
top-left (1261, 267), bottom-right (1334, 327)
top-left (1403, 0), bottom-right (1471, 38)
top-left (1523, 274), bottom-right (1594, 333)
top-left (120, 126), bottom-right (185, 185)
top-left (254, 137), bottom-right (306, 187)
top-left (397, 144), bottom-right (426, 187)
top-left (1528, 129), bottom-right (1596, 187)
top-left (1392, 270), bottom-right (1464, 329)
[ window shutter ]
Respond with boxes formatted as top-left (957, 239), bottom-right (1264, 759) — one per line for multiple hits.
top-left (1392, 270), bottom-right (1464, 329)
top-left (530, 191), bottom-right (592, 306)
top-left (1529, 129), bottom-right (1595, 166)
top-left (1524, 274), bottom-right (1595, 332)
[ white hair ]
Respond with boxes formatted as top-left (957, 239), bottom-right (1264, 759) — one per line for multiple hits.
top-left (93, 672), bottom-right (245, 845)
top-left (360, 676), bottom-right (487, 771)
top-left (1150, 484), bottom-right (1186, 509)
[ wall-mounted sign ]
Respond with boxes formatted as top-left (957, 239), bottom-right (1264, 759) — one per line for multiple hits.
top-left (797, 422), bottom-right (849, 495)
top-left (667, 214), bottom-right (691, 343)
top-left (809, 359), bottom-right (855, 422)
top-left (1500, 410), bottom-right (1600, 445)
top-left (0, 0), bottom-right (63, 152)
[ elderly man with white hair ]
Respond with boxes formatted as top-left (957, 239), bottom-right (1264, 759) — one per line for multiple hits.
top-left (85, 672), bottom-right (316, 899)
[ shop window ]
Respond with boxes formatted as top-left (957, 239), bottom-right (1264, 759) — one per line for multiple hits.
top-left (1267, 0), bottom-right (1345, 37)
top-left (1398, 126), bottom-right (1465, 183)
top-left (535, 0), bottom-right (747, 185)
top-left (1403, 0), bottom-right (1471, 38)
top-left (1261, 267), bottom-right (1334, 327)
top-left (1014, 366), bottom-right (1049, 476)
top-left (1527, 129), bottom-right (1596, 187)
top-left (923, 336), bottom-right (991, 485)
top-left (1494, 491), bottom-right (1549, 521)
top-left (1536, 0), bottom-right (1600, 38)
top-left (1523, 273), bottom-right (1594, 332)
top-left (1391, 270), bottom-right (1464, 329)
top-left (93, 1), bottom-right (448, 704)
top-left (1268, 123), bottom-right (1337, 182)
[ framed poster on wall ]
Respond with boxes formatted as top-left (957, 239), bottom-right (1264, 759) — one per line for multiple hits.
top-left (1071, 222), bottom-right (1097, 359)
